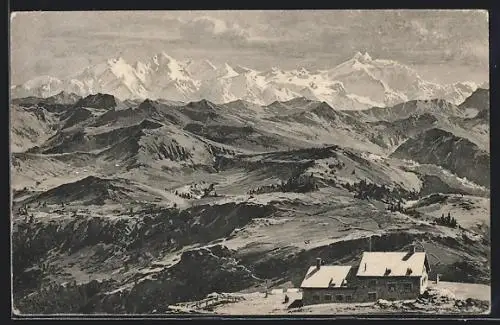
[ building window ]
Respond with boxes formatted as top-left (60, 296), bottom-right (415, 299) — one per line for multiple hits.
top-left (346, 295), bottom-right (353, 302)
top-left (368, 292), bottom-right (377, 300)
top-left (324, 294), bottom-right (332, 301)
top-left (313, 295), bottom-right (320, 302)
top-left (368, 279), bottom-right (377, 287)
top-left (387, 282), bottom-right (397, 292)
top-left (335, 294), bottom-right (344, 302)
top-left (403, 283), bottom-right (413, 292)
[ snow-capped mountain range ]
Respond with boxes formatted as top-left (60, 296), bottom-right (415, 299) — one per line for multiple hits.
top-left (11, 51), bottom-right (485, 110)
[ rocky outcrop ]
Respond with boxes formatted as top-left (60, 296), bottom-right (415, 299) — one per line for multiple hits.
top-left (61, 107), bottom-right (94, 129)
top-left (374, 287), bottom-right (489, 314)
top-left (459, 88), bottom-right (489, 112)
top-left (106, 245), bottom-right (258, 313)
top-left (391, 128), bottom-right (490, 187)
top-left (22, 176), bottom-right (135, 206)
top-left (16, 279), bottom-right (118, 314)
top-left (74, 93), bottom-right (117, 109)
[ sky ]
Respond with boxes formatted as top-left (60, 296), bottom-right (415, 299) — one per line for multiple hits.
top-left (10, 10), bottom-right (489, 85)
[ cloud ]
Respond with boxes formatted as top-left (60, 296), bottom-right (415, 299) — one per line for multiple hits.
top-left (179, 16), bottom-right (250, 44)
top-left (409, 20), bottom-right (430, 37)
top-left (10, 10), bottom-right (489, 85)
top-left (443, 40), bottom-right (489, 67)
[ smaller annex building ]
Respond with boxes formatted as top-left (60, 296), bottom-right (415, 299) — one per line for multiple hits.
top-left (300, 247), bottom-right (431, 305)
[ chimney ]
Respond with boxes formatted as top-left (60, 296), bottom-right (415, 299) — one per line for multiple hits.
top-left (436, 274), bottom-right (441, 285)
top-left (316, 258), bottom-right (321, 270)
top-left (364, 263), bottom-right (367, 271)
top-left (409, 244), bottom-right (416, 254)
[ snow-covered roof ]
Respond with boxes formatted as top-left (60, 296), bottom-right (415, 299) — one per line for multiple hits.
top-left (300, 265), bottom-right (352, 289)
top-left (356, 252), bottom-right (430, 277)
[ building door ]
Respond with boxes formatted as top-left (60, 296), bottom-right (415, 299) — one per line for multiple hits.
top-left (368, 292), bottom-right (377, 301)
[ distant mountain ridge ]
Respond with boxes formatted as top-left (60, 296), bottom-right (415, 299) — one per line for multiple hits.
top-left (11, 51), bottom-right (480, 110)
top-left (459, 88), bottom-right (489, 112)
top-left (391, 128), bottom-right (490, 188)
top-left (12, 89), bottom-right (489, 155)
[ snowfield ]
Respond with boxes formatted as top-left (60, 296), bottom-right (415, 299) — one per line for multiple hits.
top-left (12, 51), bottom-right (478, 111)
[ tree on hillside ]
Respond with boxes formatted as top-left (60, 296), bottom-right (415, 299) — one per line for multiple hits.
top-left (436, 212), bottom-right (458, 228)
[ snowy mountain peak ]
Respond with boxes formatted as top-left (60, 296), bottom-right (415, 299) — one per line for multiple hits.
top-left (352, 51), bottom-right (363, 60)
top-left (11, 51), bottom-right (481, 111)
top-left (107, 57), bottom-right (126, 65)
top-left (23, 75), bottom-right (62, 89)
top-left (158, 51), bottom-right (173, 60)
top-left (480, 81), bottom-right (489, 89)
top-left (218, 63), bottom-right (239, 78)
top-left (233, 65), bottom-right (254, 74)
top-left (202, 59), bottom-right (217, 70)
top-left (150, 52), bottom-right (176, 66)
top-left (353, 51), bottom-right (373, 63)
top-left (185, 59), bottom-right (217, 80)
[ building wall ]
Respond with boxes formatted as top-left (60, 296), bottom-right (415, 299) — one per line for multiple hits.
top-left (302, 276), bottom-right (424, 305)
top-left (349, 276), bottom-right (422, 302)
top-left (302, 288), bottom-right (356, 305)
